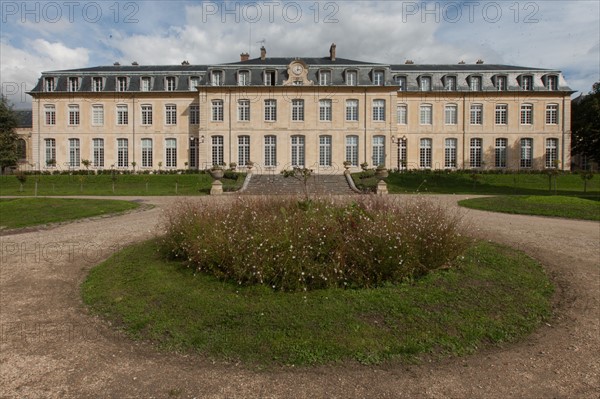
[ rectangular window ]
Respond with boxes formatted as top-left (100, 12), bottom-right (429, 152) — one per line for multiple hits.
top-left (520, 138), bottom-right (533, 168)
top-left (93, 138), bottom-right (104, 167)
top-left (165, 138), bottom-right (177, 168)
top-left (372, 135), bottom-right (385, 166)
top-left (238, 136), bottom-right (250, 166)
top-left (319, 71), bottom-right (331, 86)
top-left (68, 77), bottom-right (79, 92)
top-left (495, 138), bottom-right (507, 168)
top-left (420, 138), bottom-right (432, 169)
top-left (117, 105), bottom-right (129, 125)
top-left (264, 99), bottom-right (277, 121)
top-left (212, 100), bottom-right (224, 122)
top-left (470, 104), bottom-right (483, 125)
top-left (346, 100), bottom-right (358, 121)
top-left (420, 76), bottom-right (431, 91)
top-left (345, 136), bottom-right (358, 166)
top-left (495, 76), bottom-right (507, 91)
top-left (444, 76), bottom-right (456, 91)
top-left (346, 71), bottom-right (357, 86)
top-left (373, 99), bottom-right (385, 121)
top-left (420, 104), bottom-right (432, 125)
top-left (238, 100), bottom-right (250, 121)
top-left (141, 138), bottom-right (153, 168)
top-left (470, 138), bottom-right (482, 168)
top-left (238, 71), bottom-right (249, 86)
top-left (291, 135), bottom-right (305, 167)
top-left (141, 105), bottom-right (153, 125)
top-left (445, 138), bottom-right (457, 168)
top-left (92, 105), bottom-right (104, 126)
top-left (319, 99), bottom-right (332, 121)
top-left (189, 137), bottom-right (198, 168)
top-left (211, 136), bottom-right (224, 166)
top-left (45, 139), bottom-right (56, 166)
top-left (547, 75), bottom-right (558, 91)
top-left (444, 104), bottom-right (457, 125)
top-left (211, 71), bottom-right (222, 86)
top-left (45, 105), bottom-right (56, 125)
top-left (292, 99), bottom-right (304, 121)
top-left (397, 104), bottom-right (407, 124)
top-left (470, 76), bottom-right (482, 91)
top-left (319, 135), bottom-right (332, 166)
top-left (165, 104), bottom-right (177, 125)
top-left (495, 104), bottom-right (508, 125)
top-left (546, 138), bottom-right (558, 168)
top-left (397, 138), bottom-right (407, 170)
top-left (117, 77), bottom-right (127, 92)
top-left (165, 77), bottom-right (176, 91)
top-left (92, 77), bottom-right (103, 92)
top-left (69, 138), bottom-right (80, 167)
top-left (141, 77), bottom-right (151, 92)
top-left (117, 139), bottom-right (128, 167)
top-left (68, 105), bottom-right (80, 126)
top-left (189, 105), bottom-right (199, 125)
top-left (189, 76), bottom-right (199, 91)
top-left (520, 104), bottom-right (533, 125)
top-left (521, 75), bottom-right (533, 91)
top-left (546, 104), bottom-right (558, 124)
top-left (395, 76), bottom-right (406, 91)
top-left (264, 71), bottom-right (276, 86)
top-left (45, 77), bottom-right (55, 92)
top-left (373, 71), bottom-right (384, 86)
top-left (264, 135), bottom-right (277, 167)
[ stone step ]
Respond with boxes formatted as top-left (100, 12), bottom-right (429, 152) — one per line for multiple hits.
top-left (242, 174), bottom-right (358, 196)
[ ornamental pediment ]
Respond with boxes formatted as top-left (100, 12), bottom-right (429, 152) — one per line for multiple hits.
top-left (283, 60), bottom-right (314, 86)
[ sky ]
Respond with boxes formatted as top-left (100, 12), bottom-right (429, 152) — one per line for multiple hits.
top-left (1, 0), bottom-right (599, 109)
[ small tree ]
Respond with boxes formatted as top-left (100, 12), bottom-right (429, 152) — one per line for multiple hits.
top-left (0, 95), bottom-right (19, 174)
top-left (131, 161), bottom-right (137, 173)
top-left (15, 171), bottom-right (26, 192)
top-left (281, 167), bottom-right (313, 200)
top-left (81, 159), bottom-right (91, 174)
top-left (580, 172), bottom-right (594, 193)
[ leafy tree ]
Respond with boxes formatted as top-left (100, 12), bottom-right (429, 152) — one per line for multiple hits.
top-left (0, 95), bottom-right (19, 173)
top-left (572, 82), bottom-right (600, 165)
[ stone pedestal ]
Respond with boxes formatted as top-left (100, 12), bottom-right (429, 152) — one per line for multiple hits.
top-left (376, 180), bottom-right (388, 195)
top-left (210, 180), bottom-right (223, 195)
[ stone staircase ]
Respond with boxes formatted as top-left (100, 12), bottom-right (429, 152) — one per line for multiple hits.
top-left (241, 173), bottom-right (359, 196)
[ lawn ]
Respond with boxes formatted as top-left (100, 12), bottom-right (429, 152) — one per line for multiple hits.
top-left (458, 195), bottom-right (600, 221)
top-left (0, 198), bottom-right (140, 229)
top-left (0, 172), bottom-right (245, 196)
top-left (82, 239), bottom-right (553, 366)
top-left (354, 171), bottom-right (600, 196)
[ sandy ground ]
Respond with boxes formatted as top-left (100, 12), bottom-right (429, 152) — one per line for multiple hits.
top-left (0, 195), bottom-right (598, 399)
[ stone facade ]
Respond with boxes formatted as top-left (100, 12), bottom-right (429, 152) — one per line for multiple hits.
top-left (27, 45), bottom-right (573, 173)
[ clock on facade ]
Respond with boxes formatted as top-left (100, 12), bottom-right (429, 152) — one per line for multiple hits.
top-left (292, 64), bottom-right (303, 75)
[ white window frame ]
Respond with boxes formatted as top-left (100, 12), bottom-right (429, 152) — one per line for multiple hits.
top-left (545, 138), bottom-right (558, 168)
top-left (264, 99), bottom-right (277, 121)
top-left (165, 138), bottom-right (177, 168)
top-left (546, 104), bottom-right (558, 125)
top-left (420, 138), bottom-right (432, 169)
top-left (141, 104), bottom-right (153, 125)
top-left (141, 77), bottom-right (151, 92)
top-left (117, 77), bottom-right (127, 92)
top-left (444, 138), bottom-right (457, 169)
top-left (212, 100), bottom-right (224, 122)
top-left (444, 104), bottom-right (457, 125)
top-left (117, 104), bottom-right (129, 125)
top-left (45, 77), bottom-right (55, 92)
top-left (292, 99), bottom-right (304, 121)
top-left (319, 135), bottom-right (332, 167)
top-left (117, 138), bottom-right (128, 168)
top-left (346, 99), bottom-right (358, 121)
top-left (346, 70), bottom-right (357, 86)
top-left (470, 104), bottom-right (483, 125)
top-left (92, 77), bottom-right (103, 92)
top-left (92, 104), bottom-right (104, 126)
top-left (420, 104), bottom-right (432, 125)
top-left (319, 70), bottom-right (331, 86)
top-left (495, 76), bottom-right (507, 91)
top-left (238, 71), bottom-right (249, 86)
top-left (189, 76), bottom-right (200, 91)
top-left (45, 138), bottom-right (56, 166)
top-left (395, 76), bottom-right (407, 91)
top-left (345, 135), bottom-right (358, 166)
top-left (520, 138), bottom-right (533, 168)
top-left (373, 70), bottom-right (384, 86)
top-left (165, 76), bottom-right (176, 91)
top-left (373, 99), bottom-right (385, 122)
top-left (211, 136), bottom-right (224, 166)
top-left (291, 135), bottom-right (305, 167)
top-left (45, 105), bottom-right (56, 125)
top-left (319, 99), bottom-right (332, 121)
top-left (444, 76), bottom-right (457, 91)
top-left (237, 100), bottom-right (250, 121)
top-left (520, 104), bottom-right (533, 125)
top-left (68, 105), bottom-right (80, 126)
top-left (397, 104), bottom-right (407, 125)
top-left (495, 104), bottom-right (508, 125)
top-left (264, 135), bottom-right (277, 167)
top-left (165, 104), bottom-right (177, 125)
top-left (264, 70), bottom-right (276, 86)
top-left (372, 135), bottom-right (385, 166)
top-left (470, 138), bottom-right (482, 168)
top-left (69, 138), bottom-right (80, 167)
top-left (420, 76), bottom-right (432, 91)
top-left (238, 135), bottom-right (250, 166)
top-left (495, 138), bottom-right (507, 168)
top-left (141, 138), bottom-right (153, 168)
top-left (93, 138), bottom-right (104, 168)
top-left (189, 105), bottom-right (199, 125)
top-left (68, 77), bottom-right (79, 92)
top-left (211, 71), bottom-right (223, 86)
top-left (521, 75), bottom-right (533, 91)
top-left (469, 76), bottom-right (482, 91)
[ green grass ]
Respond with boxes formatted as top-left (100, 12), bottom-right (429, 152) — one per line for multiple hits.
top-left (0, 173), bottom-right (245, 196)
top-left (459, 195), bottom-right (600, 221)
top-left (354, 171), bottom-right (600, 196)
top-left (0, 198), bottom-right (140, 229)
top-left (82, 239), bottom-right (553, 367)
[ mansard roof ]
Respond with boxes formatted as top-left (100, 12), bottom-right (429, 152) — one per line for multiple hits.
top-left (223, 57), bottom-right (382, 66)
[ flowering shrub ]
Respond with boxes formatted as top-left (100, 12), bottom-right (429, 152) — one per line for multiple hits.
top-left (160, 197), bottom-right (470, 292)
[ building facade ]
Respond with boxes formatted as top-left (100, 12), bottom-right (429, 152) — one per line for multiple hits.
top-left (27, 45), bottom-right (573, 173)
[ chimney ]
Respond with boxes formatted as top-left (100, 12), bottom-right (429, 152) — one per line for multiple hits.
top-left (181, 60), bottom-right (190, 66)
top-left (113, 62), bottom-right (120, 66)
top-left (329, 43), bottom-right (336, 61)
top-left (240, 52), bottom-right (250, 62)
top-left (131, 61), bottom-right (139, 66)
top-left (405, 60), bottom-right (414, 64)
top-left (260, 46), bottom-right (266, 61)
top-left (458, 60), bottom-right (466, 64)
top-left (476, 59), bottom-right (484, 64)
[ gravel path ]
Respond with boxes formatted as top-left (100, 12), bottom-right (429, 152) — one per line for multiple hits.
top-left (1, 195), bottom-right (598, 398)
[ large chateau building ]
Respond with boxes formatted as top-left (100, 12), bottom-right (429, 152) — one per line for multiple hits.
top-left (24, 44), bottom-right (573, 173)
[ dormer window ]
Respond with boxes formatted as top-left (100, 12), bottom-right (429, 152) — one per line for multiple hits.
top-left (141, 77), bottom-right (152, 92)
top-left (519, 75), bottom-right (533, 91)
top-left (443, 76), bottom-right (457, 91)
top-left (238, 71), bottom-right (249, 86)
top-left (116, 77), bottom-right (127, 92)
top-left (189, 76), bottom-right (200, 90)
top-left (373, 70), bottom-right (384, 86)
top-left (68, 77), bottom-right (79, 92)
top-left (346, 70), bottom-right (357, 86)
top-left (319, 70), bottom-right (331, 86)
top-left (44, 77), bottom-right (55, 92)
top-left (264, 70), bottom-right (276, 86)
top-left (165, 76), bottom-right (176, 91)
top-left (468, 75), bottom-right (482, 91)
top-left (92, 77), bottom-right (103, 92)
top-left (394, 75), bottom-right (406, 91)
top-left (544, 75), bottom-right (558, 91)
top-left (419, 76), bottom-right (432, 91)
top-left (211, 71), bottom-right (223, 86)
top-left (493, 75), bottom-right (507, 91)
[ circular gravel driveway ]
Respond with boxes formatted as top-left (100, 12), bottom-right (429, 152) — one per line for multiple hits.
top-left (1, 195), bottom-right (598, 398)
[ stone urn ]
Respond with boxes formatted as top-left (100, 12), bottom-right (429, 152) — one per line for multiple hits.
top-left (209, 167), bottom-right (224, 180)
top-left (343, 161), bottom-right (352, 170)
top-left (375, 166), bottom-right (389, 180)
